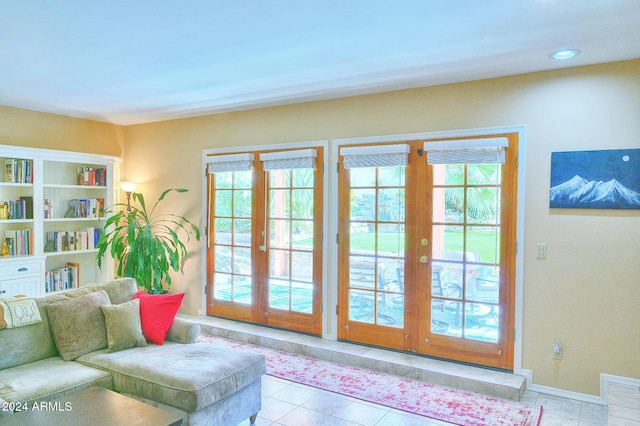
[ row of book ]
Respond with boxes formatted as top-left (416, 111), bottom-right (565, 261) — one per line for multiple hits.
top-left (44, 198), bottom-right (105, 219)
top-left (45, 263), bottom-right (79, 293)
top-left (1, 229), bottom-right (34, 256)
top-left (77, 167), bottom-right (107, 186)
top-left (4, 158), bottom-right (34, 184)
top-left (66, 198), bottom-right (104, 218)
top-left (45, 227), bottom-right (102, 253)
top-left (0, 196), bottom-right (34, 220)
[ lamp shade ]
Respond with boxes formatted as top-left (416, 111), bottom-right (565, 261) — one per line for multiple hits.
top-left (120, 181), bottom-right (137, 193)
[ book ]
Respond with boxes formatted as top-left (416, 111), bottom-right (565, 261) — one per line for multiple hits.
top-left (4, 159), bottom-right (15, 183)
top-left (67, 262), bottom-right (80, 288)
top-left (44, 199), bottom-right (54, 219)
top-left (19, 196), bottom-right (33, 219)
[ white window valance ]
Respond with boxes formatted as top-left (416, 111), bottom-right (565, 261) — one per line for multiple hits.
top-left (341, 144), bottom-right (410, 169)
top-left (260, 149), bottom-right (317, 171)
top-left (206, 153), bottom-right (254, 174)
top-left (424, 137), bottom-right (508, 165)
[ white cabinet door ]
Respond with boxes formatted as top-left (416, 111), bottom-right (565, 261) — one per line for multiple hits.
top-left (0, 276), bottom-right (41, 298)
top-left (0, 257), bottom-right (44, 297)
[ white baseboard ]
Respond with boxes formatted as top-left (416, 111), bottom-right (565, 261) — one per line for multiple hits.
top-left (520, 368), bottom-right (606, 405)
top-left (601, 374), bottom-right (640, 404)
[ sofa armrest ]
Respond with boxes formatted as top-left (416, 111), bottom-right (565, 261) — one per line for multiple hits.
top-left (166, 317), bottom-right (201, 344)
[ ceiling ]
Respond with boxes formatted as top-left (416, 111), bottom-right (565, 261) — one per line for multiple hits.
top-left (1, 1), bottom-right (639, 126)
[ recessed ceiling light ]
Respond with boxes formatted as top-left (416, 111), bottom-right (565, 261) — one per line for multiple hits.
top-left (549, 49), bottom-right (581, 60)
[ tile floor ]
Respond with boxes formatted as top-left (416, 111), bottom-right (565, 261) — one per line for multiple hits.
top-left (194, 316), bottom-right (608, 425)
top-left (239, 375), bottom-right (608, 425)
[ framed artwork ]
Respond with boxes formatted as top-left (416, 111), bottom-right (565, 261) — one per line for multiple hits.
top-left (550, 148), bottom-right (640, 209)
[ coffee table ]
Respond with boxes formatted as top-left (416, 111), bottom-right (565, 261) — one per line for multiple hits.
top-left (2, 386), bottom-right (182, 426)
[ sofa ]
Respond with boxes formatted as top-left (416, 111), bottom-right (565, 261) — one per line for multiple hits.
top-left (0, 277), bottom-right (266, 425)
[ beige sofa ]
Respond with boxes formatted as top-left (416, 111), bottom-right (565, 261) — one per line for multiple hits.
top-left (0, 278), bottom-right (266, 425)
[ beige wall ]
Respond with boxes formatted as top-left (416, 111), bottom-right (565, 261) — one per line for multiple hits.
top-left (0, 105), bottom-right (125, 157)
top-left (124, 59), bottom-right (640, 396)
top-left (2, 59), bottom-right (638, 396)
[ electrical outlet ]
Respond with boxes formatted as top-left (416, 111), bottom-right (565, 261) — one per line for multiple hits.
top-left (553, 339), bottom-right (563, 360)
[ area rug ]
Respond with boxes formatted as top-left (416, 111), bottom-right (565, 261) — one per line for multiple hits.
top-left (197, 334), bottom-right (542, 426)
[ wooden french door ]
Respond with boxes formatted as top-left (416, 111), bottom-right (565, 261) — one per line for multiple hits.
top-left (205, 148), bottom-right (323, 335)
top-left (337, 135), bottom-right (517, 370)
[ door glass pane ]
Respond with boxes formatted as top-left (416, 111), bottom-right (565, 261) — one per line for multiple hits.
top-left (233, 190), bottom-right (252, 217)
top-left (378, 166), bottom-right (405, 186)
top-left (466, 226), bottom-right (500, 264)
top-left (215, 191), bottom-right (232, 216)
top-left (213, 273), bottom-right (232, 301)
top-left (232, 275), bottom-right (252, 304)
top-left (351, 167), bottom-right (376, 187)
top-left (464, 303), bottom-right (498, 342)
top-left (350, 189), bottom-right (376, 221)
top-left (213, 218), bottom-right (231, 244)
top-left (291, 281), bottom-right (313, 313)
top-left (291, 251), bottom-right (312, 282)
top-left (292, 168), bottom-right (313, 188)
top-left (431, 300), bottom-right (462, 337)
top-left (233, 219), bottom-right (251, 246)
top-left (292, 189), bottom-right (313, 219)
top-left (270, 190), bottom-right (290, 217)
top-left (269, 219), bottom-right (290, 249)
top-left (467, 163), bottom-right (500, 185)
top-left (233, 247), bottom-right (252, 275)
top-left (214, 246), bottom-right (231, 273)
top-left (467, 265), bottom-right (499, 303)
top-left (467, 187), bottom-right (499, 225)
top-left (269, 278), bottom-right (290, 310)
top-left (291, 219), bottom-right (313, 250)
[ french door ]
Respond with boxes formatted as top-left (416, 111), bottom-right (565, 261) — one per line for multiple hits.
top-left (337, 135), bottom-right (517, 370)
top-left (205, 148), bottom-right (323, 335)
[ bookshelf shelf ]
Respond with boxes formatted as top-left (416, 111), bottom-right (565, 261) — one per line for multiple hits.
top-left (0, 182), bottom-right (33, 188)
top-left (44, 184), bottom-right (107, 189)
top-left (0, 144), bottom-right (119, 297)
top-left (44, 217), bottom-right (105, 222)
top-left (45, 248), bottom-right (99, 256)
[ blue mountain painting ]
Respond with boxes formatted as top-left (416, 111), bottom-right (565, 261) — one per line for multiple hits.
top-left (550, 149), bottom-right (640, 209)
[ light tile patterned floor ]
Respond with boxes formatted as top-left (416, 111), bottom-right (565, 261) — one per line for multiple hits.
top-left (195, 316), bottom-right (608, 425)
top-left (238, 375), bottom-right (608, 426)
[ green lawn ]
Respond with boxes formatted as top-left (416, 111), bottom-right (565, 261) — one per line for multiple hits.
top-left (297, 228), bottom-right (499, 262)
top-left (352, 230), bottom-right (498, 261)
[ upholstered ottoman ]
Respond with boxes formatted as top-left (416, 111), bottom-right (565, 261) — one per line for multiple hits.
top-left (76, 342), bottom-right (266, 425)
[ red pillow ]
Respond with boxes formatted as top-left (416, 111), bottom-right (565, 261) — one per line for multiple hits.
top-left (133, 291), bottom-right (184, 344)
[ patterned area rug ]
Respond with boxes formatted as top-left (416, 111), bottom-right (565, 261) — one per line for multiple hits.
top-left (197, 334), bottom-right (542, 426)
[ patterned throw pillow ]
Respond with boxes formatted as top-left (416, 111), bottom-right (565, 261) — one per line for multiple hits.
top-left (47, 290), bottom-right (111, 361)
top-left (101, 298), bottom-right (147, 353)
top-left (0, 295), bottom-right (42, 329)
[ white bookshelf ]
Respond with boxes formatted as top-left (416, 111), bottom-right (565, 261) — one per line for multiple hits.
top-left (0, 144), bottom-right (119, 296)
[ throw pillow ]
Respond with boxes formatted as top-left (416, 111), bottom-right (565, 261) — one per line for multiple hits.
top-left (133, 291), bottom-right (184, 344)
top-left (0, 295), bottom-right (42, 329)
top-left (47, 290), bottom-right (111, 361)
top-left (101, 298), bottom-right (147, 353)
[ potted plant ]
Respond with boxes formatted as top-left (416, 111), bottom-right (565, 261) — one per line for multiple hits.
top-left (96, 188), bottom-right (200, 294)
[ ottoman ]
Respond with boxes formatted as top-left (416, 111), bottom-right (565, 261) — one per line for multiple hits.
top-left (76, 342), bottom-right (266, 425)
